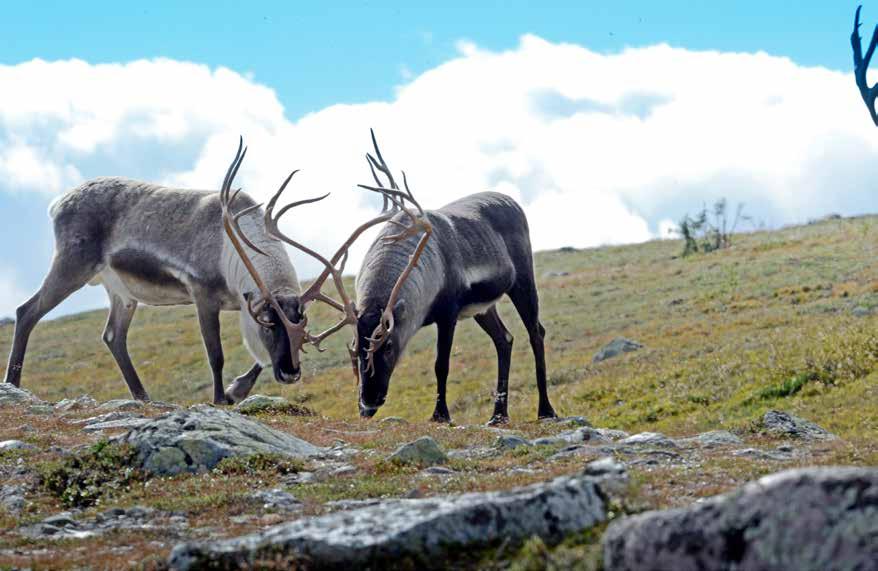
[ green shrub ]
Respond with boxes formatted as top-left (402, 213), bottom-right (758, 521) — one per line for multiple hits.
top-left (39, 440), bottom-right (142, 508)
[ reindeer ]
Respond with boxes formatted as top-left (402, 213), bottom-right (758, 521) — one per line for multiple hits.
top-left (853, 5), bottom-right (878, 125)
top-left (3, 139), bottom-right (342, 404)
top-left (279, 131), bottom-right (558, 425)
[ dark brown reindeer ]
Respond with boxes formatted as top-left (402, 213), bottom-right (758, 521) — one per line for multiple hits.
top-left (3, 138), bottom-right (343, 405)
top-left (853, 5), bottom-right (878, 125)
top-left (280, 131), bottom-right (557, 425)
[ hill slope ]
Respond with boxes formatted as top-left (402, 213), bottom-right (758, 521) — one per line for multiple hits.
top-left (2, 215), bottom-right (877, 444)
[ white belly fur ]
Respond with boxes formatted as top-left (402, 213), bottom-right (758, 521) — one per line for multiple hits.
top-left (459, 298), bottom-right (500, 319)
top-left (91, 268), bottom-right (192, 306)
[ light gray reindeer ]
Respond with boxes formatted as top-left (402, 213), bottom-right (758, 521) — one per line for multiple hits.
top-left (3, 139), bottom-right (346, 404)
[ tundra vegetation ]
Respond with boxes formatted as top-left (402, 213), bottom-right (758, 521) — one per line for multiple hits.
top-left (0, 214), bottom-right (877, 568)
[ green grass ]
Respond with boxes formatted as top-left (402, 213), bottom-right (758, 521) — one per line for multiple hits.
top-left (4, 215), bottom-right (877, 445)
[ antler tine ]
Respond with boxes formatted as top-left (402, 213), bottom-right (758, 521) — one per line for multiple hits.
top-left (368, 156), bottom-right (392, 213)
top-left (852, 5), bottom-right (878, 126)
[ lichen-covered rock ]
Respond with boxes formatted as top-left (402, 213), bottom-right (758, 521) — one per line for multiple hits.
top-left (0, 383), bottom-right (42, 406)
top-left (593, 338), bottom-right (643, 363)
top-left (54, 395), bottom-right (97, 412)
top-left (620, 432), bottom-right (677, 448)
top-left (117, 405), bottom-right (322, 476)
top-left (602, 467), bottom-right (878, 571)
top-left (387, 436), bottom-right (447, 466)
top-left (761, 410), bottom-right (836, 441)
top-left (0, 440), bottom-right (36, 452)
top-left (97, 399), bottom-right (144, 412)
top-left (234, 394), bottom-right (314, 416)
top-left (169, 471), bottom-right (622, 570)
top-left (679, 430), bottom-right (742, 448)
top-left (495, 434), bottom-right (531, 450)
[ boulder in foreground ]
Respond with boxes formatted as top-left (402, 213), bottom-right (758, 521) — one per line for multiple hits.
top-left (169, 470), bottom-right (623, 570)
top-left (117, 405), bottom-right (322, 476)
top-left (602, 467), bottom-right (878, 571)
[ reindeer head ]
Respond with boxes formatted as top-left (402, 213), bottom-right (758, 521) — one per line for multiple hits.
top-left (219, 132), bottom-right (430, 394)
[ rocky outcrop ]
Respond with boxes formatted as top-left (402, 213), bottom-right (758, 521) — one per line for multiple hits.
top-left (761, 410), bottom-right (836, 441)
top-left (602, 467), bottom-right (878, 571)
top-left (169, 468), bottom-right (624, 570)
top-left (117, 405), bottom-right (322, 476)
top-left (0, 383), bottom-right (42, 406)
top-left (386, 436), bottom-right (447, 466)
top-left (593, 338), bottom-right (643, 363)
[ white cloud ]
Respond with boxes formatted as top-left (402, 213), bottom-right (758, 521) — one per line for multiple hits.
top-left (1, 37), bottom-right (877, 318)
top-left (0, 267), bottom-right (29, 318)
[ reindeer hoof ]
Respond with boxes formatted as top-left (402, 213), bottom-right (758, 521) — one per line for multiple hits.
top-left (430, 412), bottom-right (452, 424)
top-left (486, 414), bottom-right (509, 426)
top-left (538, 408), bottom-right (558, 420)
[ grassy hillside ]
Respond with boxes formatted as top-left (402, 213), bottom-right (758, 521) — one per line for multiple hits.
top-left (3, 214), bottom-right (877, 449)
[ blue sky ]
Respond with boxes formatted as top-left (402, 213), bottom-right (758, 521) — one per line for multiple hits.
top-left (0, 1), bottom-right (875, 319)
top-left (1, 1), bottom-right (860, 118)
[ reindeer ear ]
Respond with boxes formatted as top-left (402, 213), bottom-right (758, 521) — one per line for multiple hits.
top-left (394, 299), bottom-right (406, 318)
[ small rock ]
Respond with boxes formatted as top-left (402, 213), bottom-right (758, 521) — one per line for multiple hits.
top-left (596, 428), bottom-right (630, 440)
top-left (731, 448), bottom-right (792, 461)
top-left (584, 457), bottom-right (626, 478)
top-left (680, 430), bottom-right (743, 448)
top-left (97, 399), bottom-right (145, 412)
top-left (0, 440), bottom-right (36, 452)
top-left (54, 395), bottom-right (97, 412)
top-left (387, 436), bottom-right (447, 466)
top-left (761, 410), bottom-right (836, 441)
top-left (543, 415), bottom-right (591, 427)
top-left (27, 404), bottom-right (54, 415)
top-left (852, 306), bottom-right (871, 318)
top-left (620, 432), bottom-right (678, 448)
top-left (0, 383), bottom-right (42, 406)
top-left (495, 434), bottom-right (531, 450)
top-left (83, 417), bottom-right (151, 433)
top-left (593, 338), bottom-right (643, 363)
top-left (543, 270), bottom-right (570, 278)
top-left (421, 466), bottom-right (456, 476)
top-left (379, 416), bottom-right (408, 425)
top-left (0, 484), bottom-right (27, 514)
top-left (249, 489), bottom-right (302, 513)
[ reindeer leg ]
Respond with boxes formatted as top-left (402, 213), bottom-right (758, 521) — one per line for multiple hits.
top-left (225, 362), bottom-right (262, 403)
top-left (5, 252), bottom-right (96, 387)
top-left (194, 301), bottom-right (227, 405)
top-left (509, 280), bottom-right (557, 420)
top-left (102, 294), bottom-right (149, 401)
top-left (431, 317), bottom-right (457, 423)
top-left (474, 306), bottom-right (513, 425)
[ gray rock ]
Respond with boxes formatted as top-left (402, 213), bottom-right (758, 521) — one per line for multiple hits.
top-left (852, 305), bottom-right (872, 318)
top-left (602, 467), bottom-right (878, 571)
top-left (620, 432), bottom-right (677, 448)
top-left (593, 338), bottom-right (643, 363)
top-left (761, 410), bottom-right (836, 441)
top-left (495, 434), bottom-right (531, 450)
top-left (97, 399), bottom-right (145, 412)
top-left (74, 411), bottom-right (143, 426)
top-left (543, 270), bottom-right (570, 278)
top-left (0, 484), bottom-right (27, 514)
top-left (679, 430), bottom-right (743, 448)
top-left (421, 466), bottom-right (456, 476)
top-left (54, 395), bottom-right (97, 412)
top-left (731, 448), bottom-right (792, 462)
top-left (387, 436), bottom-right (447, 466)
top-left (82, 417), bottom-right (151, 433)
top-left (249, 489), bottom-right (302, 513)
top-left (447, 446), bottom-right (497, 460)
top-left (534, 426), bottom-right (613, 448)
top-left (0, 440), bottom-right (36, 452)
top-left (0, 384), bottom-right (42, 406)
top-left (20, 506), bottom-right (186, 540)
top-left (117, 405), bottom-right (323, 476)
top-left (27, 404), bottom-right (54, 415)
top-left (597, 428), bottom-right (630, 440)
top-left (235, 394), bottom-right (295, 415)
top-left (543, 415), bottom-right (591, 427)
top-left (379, 416), bottom-right (408, 425)
top-left (170, 473), bottom-right (619, 570)
top-left (584, 457), bottom-right (626, 478)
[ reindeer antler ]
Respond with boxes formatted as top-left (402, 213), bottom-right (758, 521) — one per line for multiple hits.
top-left (853, 5), bottom-right (878, 126)
top-left (356, 131), bottom-right (433, 375)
